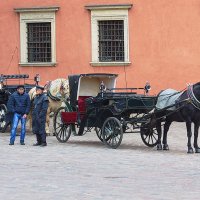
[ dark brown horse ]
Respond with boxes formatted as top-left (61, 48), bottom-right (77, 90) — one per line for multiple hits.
top-left (155, 82), bottom-right (200, 153)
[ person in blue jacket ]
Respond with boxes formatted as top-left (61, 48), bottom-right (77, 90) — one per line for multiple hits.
top-left (7, 85), bottom-right (31, 145)
top-left (32, 85), bottom-right (49, 147)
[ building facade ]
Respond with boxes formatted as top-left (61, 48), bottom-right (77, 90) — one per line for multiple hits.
top-left (1, 0), bottom-right (200, 93)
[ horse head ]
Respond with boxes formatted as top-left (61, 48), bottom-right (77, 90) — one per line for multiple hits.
top-left (48, 78), bottom-right (69, 101)
top-left (59, 79), bottom-right (69, 99)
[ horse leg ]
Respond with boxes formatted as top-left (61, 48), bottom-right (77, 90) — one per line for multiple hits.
top-left (162, 120), bottom-right (172, 150)
top-left (186, 121), bottom-right (193, 153)
top-left (45, 107), bottom-right (51, 136)
top-left (45, 115), bottom-right (50, 136)
top-left (194, 123), bottom-right (200, 153)
top-left (27, 110), bottom-right (32, 131)
top-left (156, 120), bottom-right (162, 150)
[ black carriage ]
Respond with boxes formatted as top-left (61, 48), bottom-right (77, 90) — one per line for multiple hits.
top-left (54, 73), bottom-right (158, 148)
top-left (0, 74), bottom-right (39, 132)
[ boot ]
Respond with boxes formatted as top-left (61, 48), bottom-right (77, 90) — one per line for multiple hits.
top-left (40, 143), bottom-right (47, 147)
top-left (33, 134), bottom-right (41, 146)
top-left (40, 132), bottom-right (47, 146)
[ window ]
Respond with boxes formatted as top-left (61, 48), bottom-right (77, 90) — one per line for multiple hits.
top-left (86, 4), bottom-right (132, 66)
top-left (27, 23), bottom-right (51, 62)
top-left (14, 7), bottom-right (59, 66)
top-left (98, 20), bottom-right (124, 62)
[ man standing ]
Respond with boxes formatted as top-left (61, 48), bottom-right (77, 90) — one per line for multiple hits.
top-left (32, 85), bottom-right (49, 147)
top-left (7, 85), bottom-right (30, 145)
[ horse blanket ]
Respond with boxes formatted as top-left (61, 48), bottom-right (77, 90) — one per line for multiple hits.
top-left (156, 89), bottom-right (183, 111)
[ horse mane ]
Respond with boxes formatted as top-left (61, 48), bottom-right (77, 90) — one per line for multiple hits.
top-left (188, 81), bottom-right (200, 104)
top-left (193, 82), bottom-right (200, 87)
top-left (28, 78), bottom-right (69, 101)
top-left (48, 78), bottom-right (69, 100)
top-left (49, 78), bottom-right (64, 97)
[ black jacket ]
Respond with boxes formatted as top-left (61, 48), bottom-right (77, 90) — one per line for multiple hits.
top-left (7, 91), bottom-right (31, 115)
top-left (32, 93), bottom-right (49, 121)
top-left (32, 93), bottom-right (49, 134)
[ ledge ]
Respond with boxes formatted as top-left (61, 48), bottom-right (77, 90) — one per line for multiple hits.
top-left (90, 61), bottom-right (131, 67)
top-left (14, 6), bottom-right (59, 13)
top-left (85, 4), bottom-right (132, 10)
top-left (19, 62), bottom-right (57, 67)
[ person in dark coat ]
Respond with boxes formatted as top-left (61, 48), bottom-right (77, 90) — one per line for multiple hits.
top-left (32, 85), bottom-right (49, 147)
top-left (7, 85), bottom-right (31, 145)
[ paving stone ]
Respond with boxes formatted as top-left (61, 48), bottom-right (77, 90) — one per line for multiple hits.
top-left (0, 122), bottom-right (200, 199)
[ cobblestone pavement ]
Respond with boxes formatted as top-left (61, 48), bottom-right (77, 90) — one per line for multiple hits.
top-left (1, 122), bottom-right (200, 200)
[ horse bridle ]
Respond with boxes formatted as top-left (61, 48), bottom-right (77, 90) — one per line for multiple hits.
top-left (47, 79), bottom-right (69, 101)
top-left (60, 79), bottom-right (69, 97)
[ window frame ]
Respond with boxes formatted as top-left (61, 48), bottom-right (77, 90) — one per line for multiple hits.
top-left (27, 22), bottom-right (52, 63)
top-left (86, 4), bottom-right (132, 66)
top-left (14, 7), bottom-right (59, 67)
top-left (98, 20), bottom-right (125, 62)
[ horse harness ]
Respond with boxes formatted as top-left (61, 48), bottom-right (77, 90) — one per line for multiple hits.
top-left (162, 84), bottom-right (200, 112)
top-left (187, 84), bottom-right (200, 110)
top-left (46, 80), bottom-right (65, 101)
top-left (154, 84), bottom-right (200, 122)
top-left (165, 84), bottom-right (200, 121)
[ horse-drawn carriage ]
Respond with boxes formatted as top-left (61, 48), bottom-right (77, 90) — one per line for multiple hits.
top-left (54, 73), bottom-right (158, 148)
top-left (0, 74), bottom-right (39, 132)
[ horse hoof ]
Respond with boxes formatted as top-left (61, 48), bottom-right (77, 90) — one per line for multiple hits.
top-left (53, 133), bottom-right (56, 136)
top-left (163, 144), bottom-right (169, 150)
top-left (157, 144), bottom-right (162, 150)
top-left (195, 148), bottom-right (200, 153)
top-left (187, 148), bottom-right (194, 154)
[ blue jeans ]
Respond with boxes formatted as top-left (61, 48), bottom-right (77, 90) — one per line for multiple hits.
top-left (10, 113), bottom-right (26, 144)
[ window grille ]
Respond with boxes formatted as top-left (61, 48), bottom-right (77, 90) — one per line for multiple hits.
top-left (98, 20), bottom-right (124, 62)
top-left (27, 22), bottom-right (51, 62)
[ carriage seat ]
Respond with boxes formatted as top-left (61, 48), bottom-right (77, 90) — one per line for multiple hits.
top-left (61, 96), bottom-right (91, 124)
top-left (78, 96), bottom-right (91, 113)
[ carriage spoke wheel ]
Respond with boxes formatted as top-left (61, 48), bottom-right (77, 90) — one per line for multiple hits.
top-left (55, 124), bottom-right (71, 143)
top-left (95, 127), bottom-right (103, 142)
top-left (0, 104), bottom-right (7, 132)
top-left (140, 123), bottom-right (158, 147)
top-left (102, 117), bottom-right (123, 149)
top-left (96, 127), bottom-right (113, 142)
top-left (54, 107), bottom-right (71, 142)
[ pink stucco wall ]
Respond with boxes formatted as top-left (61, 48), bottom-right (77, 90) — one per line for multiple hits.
top-left (1, 0), bottom-right (200, 94)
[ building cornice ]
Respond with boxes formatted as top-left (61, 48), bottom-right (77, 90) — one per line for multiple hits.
top-left (85, 4), bottom-right (133, 10)
top-left (14, 6), bottom-right (59, 13)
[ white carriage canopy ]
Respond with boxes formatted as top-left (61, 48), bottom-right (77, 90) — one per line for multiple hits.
top-left (68, 73), bottom-right (118, 108)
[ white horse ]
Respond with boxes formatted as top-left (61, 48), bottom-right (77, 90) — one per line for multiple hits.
top-left (28, 78), bottom-right (69, 135)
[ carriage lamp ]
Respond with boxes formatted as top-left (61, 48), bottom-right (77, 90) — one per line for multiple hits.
top-left (144, 81), bottom-right (151, 94)
top-left (100, 81), bottom-right (106, 98)
top-left (34, 74), bottom-right (40, 85)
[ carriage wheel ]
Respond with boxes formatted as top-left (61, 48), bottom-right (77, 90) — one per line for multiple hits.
top-left (0, 104), bottom-right (7, 132)
top-left (102, 117), bottom-right (123, 149)
top-left (55, 124), bottom-right (71, 143)
top-left (95, 127), bottom-right (103, 142)
top-left (140, 123), bottom-right (158, 147)
top-left (54, 106), bottom-right (71, 142)
top-left (96, 127), bottom-right (112, 142)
